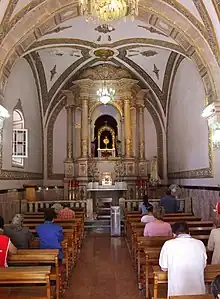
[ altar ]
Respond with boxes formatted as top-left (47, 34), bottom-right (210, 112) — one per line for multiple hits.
top-left (86, 173), bottom-right (127, 218)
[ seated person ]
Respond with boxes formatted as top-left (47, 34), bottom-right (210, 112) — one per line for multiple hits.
top-left (212, 275), bottom-right (220, 298)
top-left (159, 222), bottom-right (207, 297)
top-left (160, 189), bottom-right (179, 213)
top-left (139, 195), bottom-right (153, 215)
top-left (0, 216), bottom-right (17, 267)
top-left (141, 205), bottom-right (155, 223)
top-left (56, 203), bottom-right (75, 220)
top-left (4, 214), bottom-right (32, 249)
top-left (207, 217), bottom-right (220, 264)
top-left (144, 206), bottom-right (172, 237)
top-left (36, 210), bottom-right (64, 262)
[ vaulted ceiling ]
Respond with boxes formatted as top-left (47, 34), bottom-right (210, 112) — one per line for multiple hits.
top-left (0, 0), bottom-right (219, 124)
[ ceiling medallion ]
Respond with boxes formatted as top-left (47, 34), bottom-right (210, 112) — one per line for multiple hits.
top-left (79, 0), bottom-right (139, 23)
top-left (94, 49), bottom-right (115, 60)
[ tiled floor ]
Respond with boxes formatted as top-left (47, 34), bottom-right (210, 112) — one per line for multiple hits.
top-left (64, 233), bottom-right (144, 299)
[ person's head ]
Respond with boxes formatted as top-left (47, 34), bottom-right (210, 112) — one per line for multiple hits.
top-left (44, 209), bottom-right (56, 222)
top-left (143, 195), bottom-right (149, 206)
top-left (212, 275), bottom-right (220, 298)
top-left (165, 188), bottom-right (172, 196)
top-left (172, 222), bottom-right (189, 237)
top-left (0, 216), bottom-right (4, 229)
top-left (51, 203), bottom-right (63, 213)
top-left (153, 206), bottom-right (165, 220)
top-left (214, 202), bottom-right (220, 215)
top-left (214, 216), bottom-right (220, 228)
top-left (147, 205), bottom-right (154, 214)
top-left (62, 203), bottom-right (69, 209)
top-left (11, 214), bottom-right (24, 228)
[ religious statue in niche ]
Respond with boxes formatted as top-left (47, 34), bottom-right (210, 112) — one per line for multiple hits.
top-left (149, 156), bottom-right (161, 186)
top-left (91, 137), bottom-right (96, 157)
top-left (116, 136), bottom-right (122, 157)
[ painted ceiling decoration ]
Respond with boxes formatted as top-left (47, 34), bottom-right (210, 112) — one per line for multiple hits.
top-left (0, 0), bottom-right (219, 131)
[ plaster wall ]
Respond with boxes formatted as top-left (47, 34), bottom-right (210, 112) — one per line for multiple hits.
top-left (53, 107), bottom-right (67, 174)
top-left (1, 57), bottom-right (43, 189)
top-left (144, 108), bottom-right (157, 160)
top-left (168, 58), bottom-right (213, 186)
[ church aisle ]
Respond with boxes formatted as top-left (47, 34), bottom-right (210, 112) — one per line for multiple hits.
top-left (64, 233), bottom-right (144, 299)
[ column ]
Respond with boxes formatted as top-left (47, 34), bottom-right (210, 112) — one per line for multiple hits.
top-left (139, 105), bottom-right (145, 159)
top-left (63, 90), bottom-right (76, 181)
top-left (124, 98), bottom-right (132, 158)
top-left (81, 98), bottom-right (88, 157)
top-left (66, 104), bottom-right (74, 161)
top-left (136, 106), bottom-right (140, 158)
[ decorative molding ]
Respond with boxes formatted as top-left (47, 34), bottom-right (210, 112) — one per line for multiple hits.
top-left (27, 38), bottom-right (186, 55)
top-left (192, 0), bottom-right (220, 65)
top-left (31, 52), bottom-right (48, 114)
top-left (145, 100), bottom-right (164, 179)
top-left (211, 0), bottom-right (220, 21)
top-left (162, 52), bottom-right (178, 114)
top-left (24, 53), bottom-right (44, 179)
top-left (0, 170), bottom-right (43, 180)
top-left (13, 99), bottom-right (23, 114)
top-left (47, 97), bottom-right (66, 179)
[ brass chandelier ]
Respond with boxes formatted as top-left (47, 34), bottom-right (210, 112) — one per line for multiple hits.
top-left (79, 0), bottom-right (139, 23)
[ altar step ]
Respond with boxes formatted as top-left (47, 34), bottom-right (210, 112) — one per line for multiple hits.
top-left (85, 220), bottom-right (111, 233)
top-left (85, 219), bottom-right (124, 233)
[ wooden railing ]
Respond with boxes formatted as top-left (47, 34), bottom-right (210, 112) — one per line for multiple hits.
top-left (21, 200), bottom-right (87, 214)
top-left (21, 197), bottom-right (190, 220)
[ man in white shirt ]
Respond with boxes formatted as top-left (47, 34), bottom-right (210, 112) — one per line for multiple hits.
top-left (159, 222), bottom-right (207, 297)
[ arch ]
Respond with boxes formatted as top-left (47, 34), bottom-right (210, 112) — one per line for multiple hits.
top-left (0, 0), bottom-right (219, 101)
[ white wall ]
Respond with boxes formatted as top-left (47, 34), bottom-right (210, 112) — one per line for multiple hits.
top-left (144, 108), bottom-right (157, 160)
top-left (1, 58), bottom-right (43, 189)
top-left (168, 58), bottom-right (212, 186)
top-left (53, 107), bottom-right (66, 173)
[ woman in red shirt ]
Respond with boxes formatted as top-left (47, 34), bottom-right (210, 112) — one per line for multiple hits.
top-left (0, 216), bottom-right (17, 267)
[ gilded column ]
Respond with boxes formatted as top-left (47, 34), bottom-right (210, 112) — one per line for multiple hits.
top-left (66, 104), bottom-right (74, 161)
top-left (81, 98), bottom-right (88, 157)
top-left (136, 105), bottom-right (140, 158)
top-left (139, 105), bottom-right (145, 159)
top-left (124, 98), bottom-right (132, 158)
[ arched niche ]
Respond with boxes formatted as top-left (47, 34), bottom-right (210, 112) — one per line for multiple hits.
top-left (90, 103), bottom-right (122, 140)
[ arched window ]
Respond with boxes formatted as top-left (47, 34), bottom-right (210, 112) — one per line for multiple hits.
top-left (12, 109), bottom-right (27, 167)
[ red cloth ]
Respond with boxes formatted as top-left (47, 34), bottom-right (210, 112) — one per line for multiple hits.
top-left (216, 202), bottom-right (220, 215)
top-left (0, 235), bottom-right (10, 267)
top-left (57, 208), bottom-right (75, 220)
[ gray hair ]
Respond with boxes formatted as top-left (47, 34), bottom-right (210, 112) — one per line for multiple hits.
top-left (11, 214), bottom-right (24, 228)
top-left (153, 206), bottom-right (165, 220)
top-left (51, 203), bottom-right (63, 213)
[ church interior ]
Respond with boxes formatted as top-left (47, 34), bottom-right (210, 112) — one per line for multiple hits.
top-left (0, 0), bottom-right (219, 298)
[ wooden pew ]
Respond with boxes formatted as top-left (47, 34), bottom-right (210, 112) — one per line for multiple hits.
top-left (23, 218), bottom-right (84, 248)
top-left (153, 264), bottom-right (220, 299)
top-left (30, 227), bottom-right (76, 263)
top-left (170, 296), bottom-right (213, 299)
top-left (0, 266), bottom-right (51, 299)
top-left (8, 249), bottom-right (61, 299)
top-left (136, 237), bottom-right (171, 290)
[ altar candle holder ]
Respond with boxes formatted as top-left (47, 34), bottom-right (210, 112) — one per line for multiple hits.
top-left (68, 180), bottom-right (72, 200)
